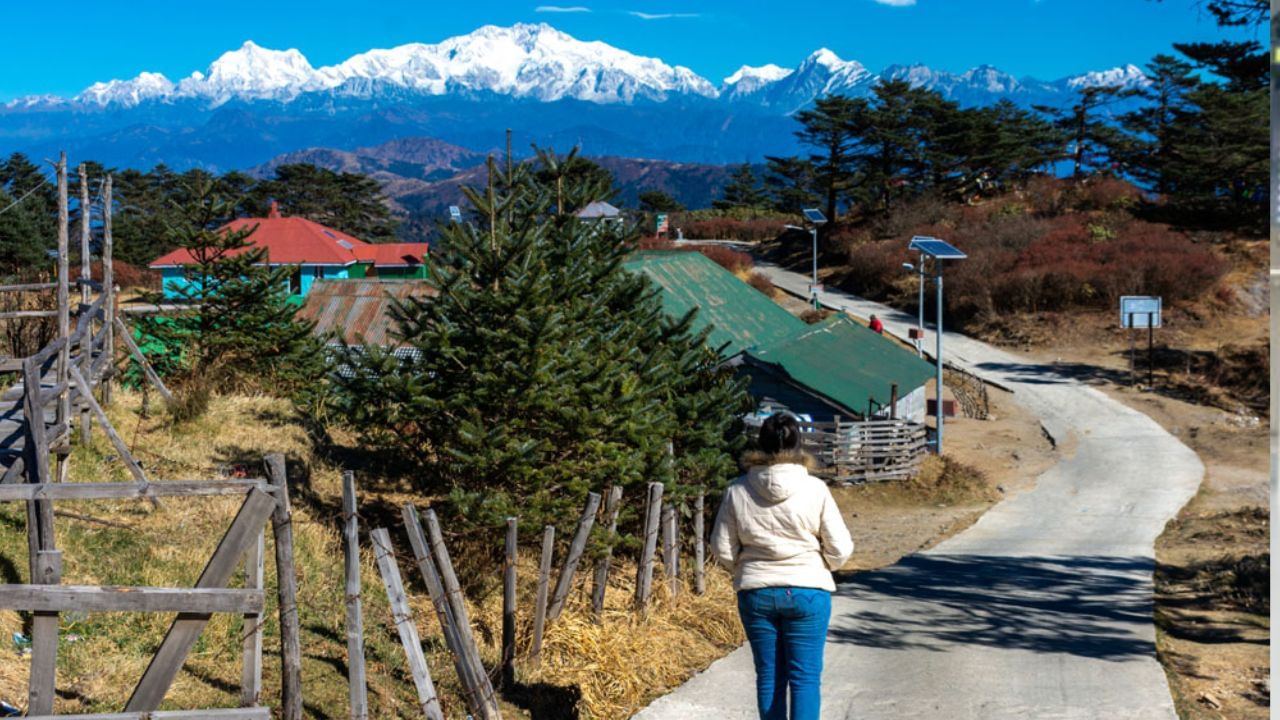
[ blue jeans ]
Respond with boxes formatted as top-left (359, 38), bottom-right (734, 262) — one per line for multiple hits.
top-left (737, 587), bottom-right (832, 720)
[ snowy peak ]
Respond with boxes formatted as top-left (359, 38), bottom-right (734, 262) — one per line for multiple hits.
top-left (723, 64), bottom-right (792, 86)
top-left (177, 41), bottom-right (320, 102)
top-left (1064, 63), bottom-right (1149, 90)
top-left (77, 71), bottom-right (174, 107)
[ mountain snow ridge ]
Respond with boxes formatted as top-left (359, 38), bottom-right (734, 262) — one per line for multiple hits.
top-left (20, 22), bottom-right (1149, 112)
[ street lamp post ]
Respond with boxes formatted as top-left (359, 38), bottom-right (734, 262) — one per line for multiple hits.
top-left (902, 256), bottom-right (927, 357)
top-left (786, 211), bottom-right (827, 309)
top-left (908, 236), bottom-right (966, 455)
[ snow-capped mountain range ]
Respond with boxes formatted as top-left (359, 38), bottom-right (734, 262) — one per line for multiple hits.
top-left (22, 23), bottom-right (1147, 112)
top-left (0, 23), bottom-right (1152, 171)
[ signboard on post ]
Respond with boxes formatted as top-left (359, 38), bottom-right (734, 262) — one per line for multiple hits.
top-left (655, 213), bottom-right (669, 236)
top-left (448, 206), bottom-right (462, 224)
top-left (1119, 296), bottom-right (1162, 328)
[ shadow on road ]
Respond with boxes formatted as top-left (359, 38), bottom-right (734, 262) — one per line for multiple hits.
top-left (829, 554), bottom-right (1159, 662)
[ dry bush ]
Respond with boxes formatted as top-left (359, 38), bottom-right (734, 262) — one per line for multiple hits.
top-left (844, 239), bottom-right (910, 301)
top-left (869, 193), bottom-right (959, 239)
top-left (1068, 176), bottom-right (1143, 212)
top-left (747, 271), bottom-right (776, 298)
top-left (694, 245), bottom-right (753, 274)
top-left (904, 455), bottom-right (996, 505)
top-left (71, 260), bottom-right (160, 291)
top-left (681, 217), bottom-right (785, 242)
top-left (1023, 175), bottom-right (1070, 216)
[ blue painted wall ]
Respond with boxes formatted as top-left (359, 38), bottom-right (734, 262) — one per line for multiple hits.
top-left (161, 264), bottom-right (353, 299)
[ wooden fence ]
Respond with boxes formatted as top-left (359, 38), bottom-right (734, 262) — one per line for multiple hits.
top-left (798, 418), bottom-right (929, 482)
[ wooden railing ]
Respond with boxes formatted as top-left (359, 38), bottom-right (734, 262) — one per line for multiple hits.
top-left (798, 418), bottom-right (929, 482)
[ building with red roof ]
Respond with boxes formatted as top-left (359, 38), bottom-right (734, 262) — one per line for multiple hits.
top-left (149, 202), bottom-right (428, 298)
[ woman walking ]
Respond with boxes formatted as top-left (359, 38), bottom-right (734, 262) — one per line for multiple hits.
top-left (711, 413), bottom-right (854, 720)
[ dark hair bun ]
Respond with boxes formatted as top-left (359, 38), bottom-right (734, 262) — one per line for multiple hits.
top-left (759, 413), bottom-right (802, 454)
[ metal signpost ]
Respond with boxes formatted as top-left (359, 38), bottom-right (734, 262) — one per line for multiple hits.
top-left (909, 236), bottom-right (966, 455)
top-left (1120, 295), bottom-right (1162, 387)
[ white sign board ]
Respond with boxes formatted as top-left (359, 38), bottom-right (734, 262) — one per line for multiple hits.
top-left (1119, 295), bottom-right (1162, 328)
top-left (448, 206), bottom-right (462, 223)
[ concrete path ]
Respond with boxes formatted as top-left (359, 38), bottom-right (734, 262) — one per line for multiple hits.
top-left (633, 262), bottom-right (1204, 719)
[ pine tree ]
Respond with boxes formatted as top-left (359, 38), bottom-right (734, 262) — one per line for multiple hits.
top-left (251, 164), bottom-right (399, 241)
top-left (793, 95), bottom-right (864, 224)
top-left (638, 189), bottom-right (684, 212)
top-left (1034, 86), bottom-right (1125, 178)
top-left (330, 153), bottom-right (750, 533)
top-left (134, 175), bottom-right (325, 414)
top-left (713, 164), bottom-right (769, 210)
top-left (763, 156), bottom-right (820, 214)
top-left (1116, 55), bottom-right (1200, 195)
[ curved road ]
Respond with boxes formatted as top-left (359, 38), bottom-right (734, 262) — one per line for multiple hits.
top-left (633, 261), bottom-right (1204, 719)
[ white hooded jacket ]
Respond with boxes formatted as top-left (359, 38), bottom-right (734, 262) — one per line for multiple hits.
top-left (710, 455), bottom-right (854, 592)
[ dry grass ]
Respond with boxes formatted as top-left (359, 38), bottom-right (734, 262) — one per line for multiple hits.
top-left (0, 388), bottom-right (742, 719)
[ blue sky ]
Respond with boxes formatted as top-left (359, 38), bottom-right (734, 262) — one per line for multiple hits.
top-left (0, 0), bottom-right (1255, 101)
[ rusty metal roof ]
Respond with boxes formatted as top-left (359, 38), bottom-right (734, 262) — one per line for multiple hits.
top-left (296, 279), bottom-right (436, 346)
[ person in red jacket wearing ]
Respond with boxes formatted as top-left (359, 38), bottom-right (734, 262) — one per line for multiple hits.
top-left (869, 314), bottom-right (884, 334)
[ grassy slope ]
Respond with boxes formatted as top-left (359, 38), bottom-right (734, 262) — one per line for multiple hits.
top-left (0, 390), bottom-right (742, 719)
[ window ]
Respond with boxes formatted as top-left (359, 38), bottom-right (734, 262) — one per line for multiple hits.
top-left (289, 267), bottom-right (303, 294)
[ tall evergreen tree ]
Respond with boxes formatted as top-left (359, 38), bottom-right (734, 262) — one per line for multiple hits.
top-left (1035, 86), bottom-right (1125, 178)
top-left (763, 156), bottom-right (820, 214)
top-left (793, 95), bottom-right (865, 224)
top-left (133, 176), bottom-right (325, 412)
top-left (330, 155), bottom-right (749, 532)
top-left (713, 164), bottom-right (769, 210)
top-left (1116, 54), bottom-right (1200, 195)
top-left (251, 164), bottom-right (399, 241)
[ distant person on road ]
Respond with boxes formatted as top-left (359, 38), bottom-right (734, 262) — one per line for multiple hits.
top-left (869, 314), bottom-right (884, 334)
top-left (711, 413), bottom-right (854, 720)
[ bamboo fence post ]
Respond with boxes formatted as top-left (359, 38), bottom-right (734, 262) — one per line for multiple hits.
top-left (342, 472), bottom-right (368, 720)
top-left (22, 357), bottom-right (55, 578)
top-left (502, 516), bottom-right (517, 689)
top-left (77, 164), bottom-right (91, 446)
top-left (590, 485), bottom-right (623, 618)
top-left (265, 454), bottom-right (303, 720)
top-left (662, 503), bottom-right (678, 599)
top-left (634, 482), bottom-right (663, 610)
top-left (530, 525), bottom-right (555, 667)
top-left (694, 491), bottom-right (706, 595)
top-left (102, 175), bottom-right (113, 405)
top-left (371, 528), bottom-right (444, 720)
top-left (239, 529), bottom-right (264, 707)
top-left (546, 491), bottom-right (601, 623)
top-left (114, 316), bottom-right (173, 404)
top-left (402, 505), bottom-right (500, 720)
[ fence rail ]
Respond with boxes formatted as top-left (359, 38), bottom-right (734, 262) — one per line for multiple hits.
top-left (799, 418), bottom-right (929, 482)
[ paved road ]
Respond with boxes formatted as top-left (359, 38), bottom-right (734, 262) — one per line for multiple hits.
top-left (633, 262), bottom-right (1204, 720)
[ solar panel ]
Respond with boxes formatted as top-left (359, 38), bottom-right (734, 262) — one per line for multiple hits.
top-left (802, 208), bottom-right (827, 224)
top-left (909, 236), bottom-right (966, 259)
top-left (337, 240), bottom-right (354, 250)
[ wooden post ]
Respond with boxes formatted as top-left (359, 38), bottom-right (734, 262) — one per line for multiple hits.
top-left (546, 491), bottom-right (601, 623)
top-left (530, 525), bottom-right (554, 667)
top-left (501, 516), bottom-right (517, 689)
top-left (239, 530), bottom-right (264, 707)
top-left (126, 489), bottom-right (278, 711)
top-left (635, 482), bottom-right (663, 610)
top-left (889, 383), bottom-right (899, 420)
top-left (590, 485), bottom-right (623, 617)
top-left (693, 491), bottom-right (706, 595)
top-left (662, 503), bottom-right (678, 598)
top-left (401, 505), bottom-right (500, 720)
top-left (342, 472), bottom-right (368, 720)
top-left (22, 357), bottom-right (55, 580)
top-left (421, 508), bottom-right (501, 720)
top-left (78, 164), bottom-right (91, 446)
top-left (27, 550), bottom-right (61, 715)
top-left (114, 316), bottom-right (174, 404)
top-left (69, 365), bottom-right (148, 488)
top-left (265, 454), bottom-right (303, 720)
top-left (102, 175), bottom-right (114, 406)
top-left (370, 528), bottom-right (444, 720)
top-left (55, 154), bottom-right (69, 443)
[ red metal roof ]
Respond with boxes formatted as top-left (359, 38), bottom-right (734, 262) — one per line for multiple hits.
top-left (351, 243), bottom-right (429, 267)
top-left (149, 212), bottom-right (427, 268)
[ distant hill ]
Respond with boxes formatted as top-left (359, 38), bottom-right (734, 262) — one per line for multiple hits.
top-left (252, 138), bottom-right (738, 216)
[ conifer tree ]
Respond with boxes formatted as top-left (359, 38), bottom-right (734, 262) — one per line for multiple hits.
top-left (713, 164), bottom-right (769, 211)
top-left (331, 151), bottom-right (750, 532)
top-left (134, 176), bottom-right (325, 413)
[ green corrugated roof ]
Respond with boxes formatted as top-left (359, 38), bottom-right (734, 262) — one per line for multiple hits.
top-left (624, 251), bottom-right (798, 355)
top-left (625, 250), bottom-right (935, 415)
top-left (748, 314), bottom-right (936, 413)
